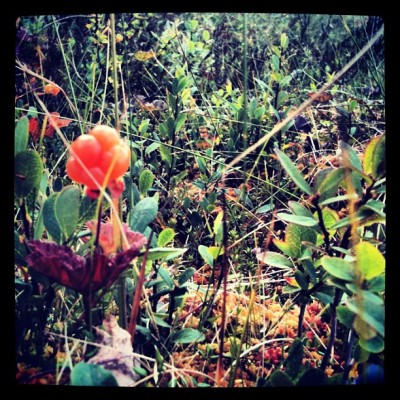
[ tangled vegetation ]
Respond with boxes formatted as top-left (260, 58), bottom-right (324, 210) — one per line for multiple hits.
top-left (15, 13), bottom-right (385, 387)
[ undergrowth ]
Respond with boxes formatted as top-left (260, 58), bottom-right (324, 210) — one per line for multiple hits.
top-left (14, 13), bottom-right (385, 387)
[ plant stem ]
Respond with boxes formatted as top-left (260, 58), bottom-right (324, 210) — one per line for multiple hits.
top-left (128, 230), bottom-right (154, 344)
top-left (216, 187), bottom-right (229, 386)
top-left (242, 12), bottom-right (248, 174)
top-left (320, 288), bottom-right (342, 371)
top-left (297, 302), bottom-right (306, 338)
top-left (342, 328), bottom-right (356, 384)
top-left (20, 198), bottom-right (31, 240)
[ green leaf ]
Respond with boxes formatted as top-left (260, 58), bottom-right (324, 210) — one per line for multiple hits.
top-left (338, 140), bottom-right (362, 170)
top-left (321, 256), bottom-right (354, 281)
top-left (158, 266), bottom-right (174, 290)
top-left (139, 169), bottom-right (154, 195)
top-left (298, 368), bottom-right (327, 386)
top-left (354, 241), bottom-right (385, 281)
top-left (79, 195), bottom-right (97, 224)
top-left (198, 245), bottom-right (214, 267)
top-left (346, 291), bottom-right (384, 337)
top-left (288, 201), bottom-right (314, 218)
top-left (145, 142), bottom-right (159, 155)
top-left (202, 29), bottom-right (210, 41)
top-left (15, 116), bottom-right (29, 155)
top-left (271, 54), bottom-right (280, 72)
top-left (337, 305), bottom-right (356, 329)
top-left (130, 197), bottom-right (158, 233)
top-left (280, 32), bottom-right (289, 49)
top-left (208, 246), bottom-right (223, 259)
top-left (256, 204), bottom-right (274, 214)
top-left (14, 150), bottom-right (43, 199)
top-left (160, 144), bottom-right (172, 167)
top-left (185, 19), bottom-right (198, 32)
top-left (354, 343), bottom-right (370, 363)
top-left (153, 315), bottom-right (171, 328)
top-left (277, 213), bottom-right (318, 227)
top-left (269, 370), bottom-right (294, 387)
top-left (256, 251), bottom-right (292, 268)
top-left (42, 193), bottom-right (63, 244)
top-left (316, 168), bottom-right (346, 201)
top-left (71, 363), bottom-right (118, 386)
top-left (213, 210), bottom-right (223, 245)
top-left (319, 193), bottom-right (358, 206)
top-left (157, 228), bottom-right (175, 247)
top-left (294, 270), bottom-right (308, 290)
top-left (176, 76), bottom-right (189, 94)
top-left (274, 148), bottom-right (313, 195)
top-left (273, 223), bottom-right (317, 259)
top-left (170, 328), bottom-right (205, 344)
top-left (277, 91), bottom-right (288, 108)
top-left (331, 207), bottom-right (385, 230)
top-left (363, 135), bottom-right (385, 179)
top-left (138, 119), bottom-right (150, 135)
top-left (359, 335), bottom-right (384, 353)
top-left (178, 267), bottom-right (195, 286)
top-left (175, 113), bottom-right (187, 132)
top-left (54, 186), bottom-right (80, 241)
top-left (140, 248), bottom-right (187, 262)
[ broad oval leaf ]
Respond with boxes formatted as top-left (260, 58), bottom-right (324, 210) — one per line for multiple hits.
top-left (277, 213), bottom-right (318, 227)
top-left (15, 150), bottom-right (43, 198)
top-left (175, 113), bottom-right (187, 132)
top-left (256, 251), bottom-right (292, 268)
top-left (363, 134), bottom-right (385, 179)
top-left (130, 197), bottom-right (158, 233)
top-left (158, 266), bottom-right (174, 290)
top-left (15, 116), bottom-right (29, 155)
top-left (42, 193), bottom-right (63, 244)
top-left (170, 328), bottom-right (205, 344)
top-left (274, 148), bottom-right (313, 195)
top-left (359, 335), bottom-right (384, 353)
top-left (337, 140), bottom-right (362, 170)
top-left (198, 245), bottom-right (214, 267)
top-left (273, 223), bottom-right (317, 259)
top-left (316, 168), bottom-right (346, 201)
top-left (354, 241), bottom-right (385, 281)
top-left (139, 169), bottom-right (154, 195)
top-left (178, 267), bottom-right (195, 286)
top-left (320, 256), bottom-right (354, 281)
top-left (71, 363), bottom-right (118, 386)
top-left (54, 185), bottom-right (80, 241)
top-left (288, 201), bottom-right (314, 218)
top-left (157, 228), bottom-right (175, 247)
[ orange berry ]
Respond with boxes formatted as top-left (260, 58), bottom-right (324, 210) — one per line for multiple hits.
top-left (70, 134), bottom-right (102, 168)
top-left (89, 125), bottom-right (120, 151)
top-left (44, 83), bottom-right (61, 96)
top-left (84, 167), bottom-right (107, 189)
top-left (99, 144), bottom-right (130, 180)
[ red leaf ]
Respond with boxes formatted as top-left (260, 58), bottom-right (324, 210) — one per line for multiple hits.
top-left (26, 238), bottom-right (146, 294)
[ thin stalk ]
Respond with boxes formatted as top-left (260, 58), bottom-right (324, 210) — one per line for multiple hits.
top-left (228, 288), bottom-right (255, 387)
top-left (320, 288), bottom-right (342, 370)
top-left (128, 231), bottom-right (154, 344)
top-left (216, 187), bottom-right (229, 387)
top-left (342, 328), bottom-right (356, 384)
top-left (297, 302), bottom-right (306, 338)
top-left (242, 13), bottom-right (248, 174)
top-left (110, 14), bottom-right (120, 132)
